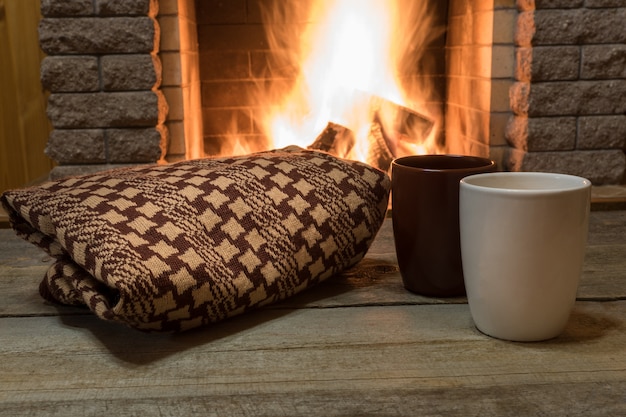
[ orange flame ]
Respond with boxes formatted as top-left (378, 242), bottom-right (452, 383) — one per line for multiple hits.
top-left (252, 0), bottom-right (445, 164)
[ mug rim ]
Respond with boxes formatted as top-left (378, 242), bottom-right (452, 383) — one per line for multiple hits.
top-left (392, 154), bottom-right (496, 173)
top-left (460, 172), bottom-right (591, 194)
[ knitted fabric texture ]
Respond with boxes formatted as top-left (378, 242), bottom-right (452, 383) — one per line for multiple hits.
top-left (1, 147), bottom-right (390, 332)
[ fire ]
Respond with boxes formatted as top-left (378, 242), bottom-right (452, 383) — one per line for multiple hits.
top-left (244, 0), bottom-right (443, 169)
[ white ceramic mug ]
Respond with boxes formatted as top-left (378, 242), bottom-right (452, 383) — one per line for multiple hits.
top-left (459, 172), bottom-right (591, 341)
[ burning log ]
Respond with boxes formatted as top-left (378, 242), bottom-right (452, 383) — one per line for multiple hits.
top-left (308, 122), bottom-right (356, 159)
top-left (308, 120), bottom-right (395, 173)
top-left (370, 97), bottom-right (434, 156)
top-left (367, 121), bottom-right (394, 172)
top-left (307, 96), bottom-right (435, 173)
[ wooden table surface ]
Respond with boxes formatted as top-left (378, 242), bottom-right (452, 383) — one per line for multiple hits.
top-left (1, 211), bottom-right (625, 416)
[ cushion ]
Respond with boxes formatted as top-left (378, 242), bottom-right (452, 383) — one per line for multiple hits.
top-left (1, 147), bottom-right (390, 332)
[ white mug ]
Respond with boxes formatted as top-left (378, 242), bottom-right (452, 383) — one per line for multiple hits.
top-left (459, 172), bottom-right (591, 341)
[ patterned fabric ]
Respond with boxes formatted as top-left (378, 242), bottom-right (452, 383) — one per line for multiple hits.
top-left (1, 147), bottom-right (390, 332)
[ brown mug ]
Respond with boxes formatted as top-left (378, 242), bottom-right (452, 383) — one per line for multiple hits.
top-left (391, 155), bottom-right (496, 297)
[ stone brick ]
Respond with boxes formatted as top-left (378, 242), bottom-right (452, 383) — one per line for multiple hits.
top-left (494, 0), bottom-right (517, 7)
top-left (107, 128), bottom-right (163, 163)
top-left (506, 149), bottom-right (626, 184)
top-left (515, 11), bottom-right (535, 46)
top-left (522, 9), bottom-right (581, 45)
top-left (580, 9), bottom-right (626, 43)
top-left (49, 164), bottom-right (141, 180)
top-left (510, 80), bottom-right (626, 116)
top-left (40, 56), bottom-right (99, 92)
top-left (39, 17), bottom-right (155, 54)
top-left (45, 129), bottom-right (106, 164)
top-left (101, 55), bottom-right (158, 91)
top-left (581, 45), bottom-right (626, 80)
top-left (585, 0), bottom-right (626, 7)
top-left (47, 92), bottom-right (161, 128)
top-left (578, 81), bottom-right (626, 115)
top-left (517, 0), bottom-right (584, 9)
top-left (159, 52), bottom-right (182, 86)
top-left (157, 16), bottom-right (180, 52)
top-left (577, 115), bottom-right (626, 149)
top-left (157, 0), bottom-right (178, 15)
top-left (506, 116), bottom-right (576, 151)
top-left (518, 8), bottom-right (626, 46)
top-left (95, 0), bottom-right (152, 16)
top-left (515, 46), bottom-right (579, 82)
top-left (40, 0), bottom-right (93, 17)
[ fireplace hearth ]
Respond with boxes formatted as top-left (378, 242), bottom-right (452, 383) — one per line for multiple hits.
top-left (38, 0), bottom-right (626, 184)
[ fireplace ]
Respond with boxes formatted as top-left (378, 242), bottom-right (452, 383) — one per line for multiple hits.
top-left (39, 0), bottom-right (626, 184)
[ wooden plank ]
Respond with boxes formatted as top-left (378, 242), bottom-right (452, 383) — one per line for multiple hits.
top-left (2, 212), bottom-right (626, 317)
top-left (0, 301), bottom-right (624, 416)
top-left (0, 382), bottom-right (624, 417)
top-left (1, 211), bottom-right (625, 416)
top-left (0, 207), bottom-right (8, 229)
top-left (591, 185), bottom-right (626, 211)
top-left (580, 244), bottom-right (626, 300)
top-left (587, 210), bottom-right (626, 245)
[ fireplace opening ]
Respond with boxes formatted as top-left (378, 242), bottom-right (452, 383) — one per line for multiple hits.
top-left (196, 0), bottom-right (449, 173)
top-left (190, 0), bottom-right (515, 174)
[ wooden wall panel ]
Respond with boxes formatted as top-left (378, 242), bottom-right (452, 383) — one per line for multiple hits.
top-left (0, 0), bottom-right (53, 195)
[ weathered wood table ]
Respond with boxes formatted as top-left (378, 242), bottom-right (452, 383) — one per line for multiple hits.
top-left (1, 211), bottom-right (625, 416)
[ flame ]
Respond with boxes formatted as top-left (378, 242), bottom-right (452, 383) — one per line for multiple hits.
top-left (249, 0), bottom-right (444, 165)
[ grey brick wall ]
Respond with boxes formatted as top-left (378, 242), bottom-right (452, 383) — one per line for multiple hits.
top-left (39, 0), bottom-right (166, 179)
top-left (507, 1), bottom-right (626, 184)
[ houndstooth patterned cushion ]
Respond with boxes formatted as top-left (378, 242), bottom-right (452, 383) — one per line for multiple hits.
top-left (1, 147), bottom-right (390, 332)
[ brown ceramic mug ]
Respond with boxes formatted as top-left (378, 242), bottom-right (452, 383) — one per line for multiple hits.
top-left (391, 155), bottom-right (496, 297)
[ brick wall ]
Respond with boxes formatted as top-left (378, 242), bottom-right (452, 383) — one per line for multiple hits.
top-left (37, 0), bottom-right (626, 184)
top-left (196, 0), bottom-right (280, 156)
top-left (39, 0), bottom-right (167, 179)
top-left (506, 0), bottom-right (626, 184)
top-left (446, 0), bottom-right (517, 164)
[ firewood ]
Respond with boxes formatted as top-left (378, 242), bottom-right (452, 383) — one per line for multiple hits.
top-left (306, 96), bottom-right (434, 172)
top-left (370, 97), bottom-right (434, 156)
top-left (308, 122), bottom-right (355, 158)
top-left (367, 121), bottom-right (394, 172)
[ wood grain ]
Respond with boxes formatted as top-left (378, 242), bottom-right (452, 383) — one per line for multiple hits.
top-left (2, 214), bottom-right (625, 316)
top-left (1, 211), bottom-right (625, 416)
top-left (0, 0), bottom-right (53, 195)
top-left (0, 302), bottom-right (624, 416)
